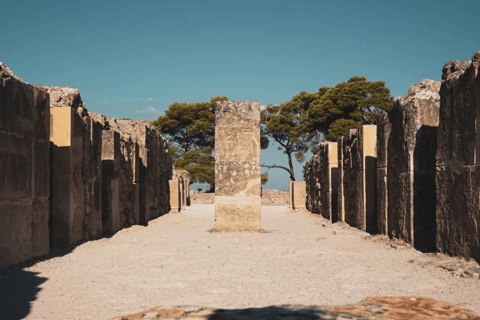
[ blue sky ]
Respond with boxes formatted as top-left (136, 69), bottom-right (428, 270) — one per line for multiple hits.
top-left (2, 0), bottom-right (479, 190)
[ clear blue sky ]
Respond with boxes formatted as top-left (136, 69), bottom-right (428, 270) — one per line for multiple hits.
top-left (2, 0), bottom-right (479, 190)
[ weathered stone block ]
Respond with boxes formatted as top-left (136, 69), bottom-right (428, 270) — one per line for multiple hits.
top-left (376, 114), bottom-right (391, 234)
top-left (102, 130), bottom-right (121, 234)
top-left (303, 142), bottom-right (338, 220)
top-left (289, 180), bottom-right (306, 211)
top-left (32, 200), bottom-right (49, 258)
top-left (0, 203), bottom-right (33, 270)
top-left (384, 80), bottom-right (440, 249)
top-left (338, 126), bottom-right (377, 232)
top-left (214, 101), bottom-right (261, 231)
top-left (0, 63), bottom-right (50, 270)
top-left (169, 178), bottom-right (181, 213)
top-left (436, 51), bottom-right (480, 262)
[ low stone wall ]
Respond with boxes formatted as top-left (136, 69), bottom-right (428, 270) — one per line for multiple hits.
top-left (0, 63), bottom-right (173, 271)
top-left (190, 190), bottom-right (215, 204)
top-left (261, 188), bottom-right (288, 204)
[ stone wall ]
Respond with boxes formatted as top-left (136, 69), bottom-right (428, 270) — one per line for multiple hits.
top-left (338, 125), bottom-right (377, 232)
top-left (190, 190), bottom-right (215, 204)
top-left (0, 63), bottom-right (173, 270)
top-left (436, 52), bottom-right (480, 262)
top-left (377, 80), bottom-right (440, 251)
top-left (304, 142), bottom-right (338, 220)
top-left (302, 50), bottom-right (480, 263)
top-left (261, 188), bottom-right (288, 204)
top-left (214, 101), bottom-right (261, 231)
top-left (0, 63), bottom-right (50, 270)
top-left (89, 114), bottom-right (172, 225)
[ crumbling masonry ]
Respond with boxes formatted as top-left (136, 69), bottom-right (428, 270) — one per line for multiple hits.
top-left (0, 63), bottom-right (173, 271)
top-left (304, 50), bottom-right (480, 263)
top-left (214, 101), bottom-right (262, 231)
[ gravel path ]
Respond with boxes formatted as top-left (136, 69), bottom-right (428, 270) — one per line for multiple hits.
top-left (1, 204), bottom-right (479, 320)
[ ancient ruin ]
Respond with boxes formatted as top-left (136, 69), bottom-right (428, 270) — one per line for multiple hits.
top-left (303, 50), bottom-right (480, 264)
top-left (170, 170), bottom-right (190, 213)
top-left (304, 141), bottom-right (338, 220)
top-left (436, 52), bottom-right (480, 262)
top-left (0, 63), bottom-right (50, 270)
top-left (337, 125), bottom-right (377, 232)
top-left (0, 63), bottom-right (173, 270)
top-left (214, 100), bottom-right (262, 231)
top-left (377, 80), bottom-right (440, 250)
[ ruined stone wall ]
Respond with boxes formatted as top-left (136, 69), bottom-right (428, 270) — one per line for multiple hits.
top-left (190, 190), bottom-right (215, 204)
top-left (436, 52), bottom-right (480, 262)
top-left (261, 189), bottom-right (288, 204)
top-left (0, 63), bottom-right (172, 270)
top-left (89, 114), bottom-right (172, 225)
top-left (337, 125), bottom-right (377, 232)
top-left (46, 87), bottom-right (104, 246)
top-left (0, 63), bottom-right (50, 270)
top-left (303, 142), bottom-right (338, 220)
top-left (377, 80), bottom-right (440, 251)
top-left (214, 101), bottom-right (261, 231)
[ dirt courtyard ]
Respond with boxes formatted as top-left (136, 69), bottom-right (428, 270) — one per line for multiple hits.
top-left (1, 204), bottom-right (479, 320)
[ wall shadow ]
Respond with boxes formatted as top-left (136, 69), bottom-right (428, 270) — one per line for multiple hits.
top-left (413, 125), bottom-right (438, 252)
top-left (331, 167), bottom-right (339, 223)
top-left (365, 156), bottom-right (377, 234)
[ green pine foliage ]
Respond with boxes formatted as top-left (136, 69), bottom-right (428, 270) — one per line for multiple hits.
top-left (152, 96), bottom-right (228, 191)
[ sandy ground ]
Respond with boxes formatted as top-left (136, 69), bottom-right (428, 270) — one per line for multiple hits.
top-left (1, 204), bottom-right (480, 320)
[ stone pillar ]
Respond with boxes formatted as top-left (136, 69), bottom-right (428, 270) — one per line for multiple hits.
top-left (337, 136), bottom-right (345, 223)
top-left (132, 143), bottom-right (140, 224)
top-left (318, 142), bottom-right (338, 221)
top-left (376, 114), bottom-right (391, 235)
top-left (436, 53), bottom-right (480, 262)
top-left (214, 101), bottom-right (261, 231)
top-left (101, 130), bottom-right (121, 234)
top-left (362, 125), bottom-right (377, 233)
top-left (169, 178), bottom-right (181, 213)
top-left (386, 80), bottom-right (440, 249)
top-left (339, 125), bottom-right (377, 232)
top-left (50, 107), bottom-right (85, 247)
top-left (290, 181), bottom-right (306, 211)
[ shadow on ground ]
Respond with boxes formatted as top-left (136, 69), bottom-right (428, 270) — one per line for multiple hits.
top-left (0, 248), bottom-right (76, 320)
top-left (110, 296), bottom-right (480, 320)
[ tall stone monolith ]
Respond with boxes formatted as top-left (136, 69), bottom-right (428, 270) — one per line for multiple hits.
top-left (436, 51), bottom-right (480, 262)
top-left (214, 101), bottom-right (261, 231)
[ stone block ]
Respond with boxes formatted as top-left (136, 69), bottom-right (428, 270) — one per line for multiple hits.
top-left (169, 178), bottom-right (181, 213)
top-left (214, 196), bottom-right (261, 230)
top-left (102, 130), bottom-right (121, 234)
top-left (384, 80), bottom-right (440, 249)
top-left (376, 114), bottom-right (391, 234)
top-left (0, 203), bottom-right (33, 270)
top-left (435, 51), bottom-right (480, 262)
top-left (32, 199), bottom-right (49, 258)
top-left (290, 181), bottom-right (306, 211)
top-left (338, 126), bottom-right (377, 232)
top-left (0, 132), bottom-right (32, 201)
top-left (214, 101), bottom-right (261, 231)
